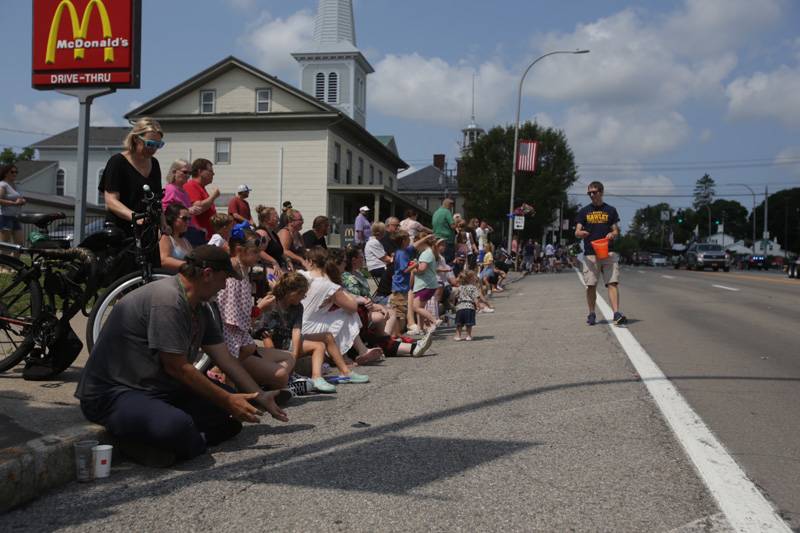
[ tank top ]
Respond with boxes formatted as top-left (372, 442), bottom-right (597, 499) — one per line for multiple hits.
top-left (168, 236), bottom-right (190, 260)
top-left (260, 227), bottom-right (286, 267)
top-left (0, 181), bottom-right (22, 217)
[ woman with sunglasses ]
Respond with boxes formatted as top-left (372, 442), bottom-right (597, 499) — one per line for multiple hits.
top-left (162, 159), bottom-right (207, 245)
top-left (158, 204), bottom-right (193, 272)
top-left (0, 164), bottom-right (26, 250)
top-left (99, 118), bottom-right (165, 249)
top-left (278, 208), bottom-right (309, 270)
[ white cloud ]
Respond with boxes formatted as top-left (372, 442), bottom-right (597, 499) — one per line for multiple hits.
top-left (563, 106), bottom-right (690, 163)
top-left (12, 98), bottom-right (120, 135)
top-left (726, 65), bottom-right (800, 126)
top-left (600, 175), bottom-right (677, 196)
top-left (699, 129), bottom-right (712, 143)
top-left (240, 10), bottom-right (315, 78)
top-left (663, 0), bottom-right (784, 56)
top-left (369, 54), bottom-right (514, 127)
top-left (528, 9), bottom-right (738, 107)
top-left (775, 146), bottom-right (800, 177)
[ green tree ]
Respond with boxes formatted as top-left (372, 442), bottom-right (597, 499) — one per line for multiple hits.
top-left (709, 199), bottom-right (748, 241)
top-left (629, 203), bottom-right (672, 248)
top-left (673, 207), bottom-right (700, 244)
top-left (750, 187), bottom-right (800, 254)
top-left (0, 146), bottom-right (35, 166)
top-left (459, 122), bottom-right (579, 241)
top-left (693, 173), bottom-right (716, 211)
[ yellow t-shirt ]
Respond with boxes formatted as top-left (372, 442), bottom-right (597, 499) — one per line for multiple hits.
top-left (483, 252), bottom-right (494, 266)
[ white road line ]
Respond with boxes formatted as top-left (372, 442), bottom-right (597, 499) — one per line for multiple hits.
top-left (662, 275), bottom-right (676, 280)
top-left (712, 284), bottom-right (740, 292)
top-left (637, 270), bottom-right (645, 274)
top-left (574, 269), bottom-right (790, 532)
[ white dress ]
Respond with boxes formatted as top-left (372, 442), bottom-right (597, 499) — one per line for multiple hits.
top-left (299, 271), bottom-right (361, 354)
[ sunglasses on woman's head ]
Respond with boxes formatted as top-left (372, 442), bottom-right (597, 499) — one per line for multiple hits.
top-left (138, 135), bottom-right (165, 149)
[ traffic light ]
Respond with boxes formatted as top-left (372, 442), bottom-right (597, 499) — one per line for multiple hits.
top-left (676, 209), bottom-right (684, 224)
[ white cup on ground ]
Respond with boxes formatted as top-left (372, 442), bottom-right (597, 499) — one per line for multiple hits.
top-left (92, 444), bottom-right (113, 478)
top-left (74, 440), bottom-right (99, 482)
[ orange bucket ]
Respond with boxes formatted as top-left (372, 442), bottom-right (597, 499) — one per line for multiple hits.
top-left (591, 238), bottom-right (610, 259)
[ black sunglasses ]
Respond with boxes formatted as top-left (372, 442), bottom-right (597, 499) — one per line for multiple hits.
top-left (587, 190), bottom-right (601, 196)
top-left (179, 215), bottom-right (191, 221)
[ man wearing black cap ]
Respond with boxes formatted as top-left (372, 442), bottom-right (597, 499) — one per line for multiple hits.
top-left (76, 245), bottom-right (288, 466)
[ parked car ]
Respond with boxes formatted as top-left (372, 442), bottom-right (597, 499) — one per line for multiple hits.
top-left (684, 243), bottom-right (730, 271)
top-left (787, 258), bottom-right (800, 279)
top-left (648, 253), bottom-right (668, 267)
top-left (746, 254), bottom-right (768, 271)
top-left (632, 251), bottom-right (652, 266)
top-left (48, 219), bottom-right (109, 246)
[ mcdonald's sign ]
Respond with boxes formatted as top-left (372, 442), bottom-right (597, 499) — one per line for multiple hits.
top-left (32, 0), bottom-right (141, 89)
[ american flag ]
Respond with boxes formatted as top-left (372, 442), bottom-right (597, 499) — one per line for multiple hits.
top-left (517, 140), bottom-right (538, 172)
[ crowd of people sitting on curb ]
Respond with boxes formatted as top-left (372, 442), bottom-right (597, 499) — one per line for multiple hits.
top-left (74, 118), bottom-right (514, 467)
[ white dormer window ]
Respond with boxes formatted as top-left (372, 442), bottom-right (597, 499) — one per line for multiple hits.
top-left (56, 168), bottom-right (65, 196)
top-left (328, 72), bottom-right (339, 103)
top-left (200, 90), bottom-right (215, 114)
top-left (256, 88), bottom-right (271, 113)
top-left (315, 73), bottom-right (325, 100)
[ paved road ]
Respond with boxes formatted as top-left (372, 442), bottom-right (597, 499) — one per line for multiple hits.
top-left (0, 274), bottom-right (725, 532)
top-left (617, 265), bottom-right (800, 529)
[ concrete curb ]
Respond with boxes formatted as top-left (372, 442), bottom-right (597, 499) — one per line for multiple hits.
top-left (0, 423), bottom-right (106, 513)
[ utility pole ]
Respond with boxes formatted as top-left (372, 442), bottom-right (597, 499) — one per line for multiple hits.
top-left (764, 185), bottom-right (769, 254)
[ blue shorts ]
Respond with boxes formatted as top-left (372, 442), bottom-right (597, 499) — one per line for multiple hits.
top-left (455, 309), bottom-right (476, 327)
top-left (478, 250), bottom-right (486, 263)
top-left (0, 215), bottom-right (21, 231)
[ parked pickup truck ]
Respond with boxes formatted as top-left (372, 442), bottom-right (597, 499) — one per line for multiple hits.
top-left (680, 243), bottom-right (730, 272)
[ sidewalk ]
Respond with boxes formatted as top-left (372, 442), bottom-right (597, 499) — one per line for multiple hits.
top-left (1, 271), bottom-right (733, 530)
top-left (0, 315), bottom-right (106, 512)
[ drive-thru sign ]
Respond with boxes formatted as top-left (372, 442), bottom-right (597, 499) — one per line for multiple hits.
top-left (32, 0), bottom-right (141, 89)
top-left (31, 0), bottom-right (142, 244)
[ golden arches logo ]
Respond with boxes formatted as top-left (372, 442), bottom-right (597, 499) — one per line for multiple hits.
top-left (45, 0), bottom-right (114, 64)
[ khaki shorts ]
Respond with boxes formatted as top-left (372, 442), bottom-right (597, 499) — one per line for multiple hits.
top-left (390, 292), bottom-right (409, 317)
top-left (582, 253), bottom-right (620, 287)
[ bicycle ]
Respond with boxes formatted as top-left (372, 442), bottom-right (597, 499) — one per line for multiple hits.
top-left (0, 185), bottom-right (171, 379)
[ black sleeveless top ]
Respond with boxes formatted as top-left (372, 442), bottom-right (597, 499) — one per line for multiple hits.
top-left (260, 227), bottom-right (286, 268)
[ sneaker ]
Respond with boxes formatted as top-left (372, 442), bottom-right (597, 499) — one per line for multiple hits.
top-left (464, 335), bottom-right (473, 341)
top-left (453, 335), bottom-right (463, 341)
top-left (288, 375), bottom-right (314, 396)
top-left (312, 377), bottom-right (336, 393)
top-left (340, 371), bottom-right (369, 384)
top-left (413, 329), bottom-right (434, 357)
top-left (406, 325), bottom-right (422, 336)
top-left (613, 312), bottom-right (627, 325)
top-left (587, 312), bottom-right (596, 326)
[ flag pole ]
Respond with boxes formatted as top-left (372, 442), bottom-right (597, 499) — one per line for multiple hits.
top-left (506, 49), bottom-right (589, 254)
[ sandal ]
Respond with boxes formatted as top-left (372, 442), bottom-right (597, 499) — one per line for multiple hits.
top-left (354, 347), bottom-right (383, 365)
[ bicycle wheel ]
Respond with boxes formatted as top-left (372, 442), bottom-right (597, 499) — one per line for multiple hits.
top-left (86, 270), bottom-right (172, 352)
top-left (0, 255), bottom-right (43, 372)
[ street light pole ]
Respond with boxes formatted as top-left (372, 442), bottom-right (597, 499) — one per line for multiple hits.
top-left (731, 183), bottom-right (756, 256)
top-left (507, 49), bottom-right (589, 254)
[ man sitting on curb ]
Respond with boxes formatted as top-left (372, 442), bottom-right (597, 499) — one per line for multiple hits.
top-left (75, 245), bottom-right (288, 467)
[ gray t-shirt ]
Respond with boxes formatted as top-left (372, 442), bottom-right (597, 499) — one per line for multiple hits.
top-left (75, 276), bottom-right (223, 403)
top-left (0, 180), bottom-right (22, 217)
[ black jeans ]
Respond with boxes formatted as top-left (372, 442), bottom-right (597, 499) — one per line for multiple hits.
top-left (81, 385), bottom-right (241, 460)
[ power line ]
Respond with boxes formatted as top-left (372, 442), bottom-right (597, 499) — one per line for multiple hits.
top-left (0, 127), bottom-right (53, 136)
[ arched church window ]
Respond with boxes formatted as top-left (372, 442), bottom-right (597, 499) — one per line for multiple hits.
top-left (328, 72), bottom-right (338, 103)
top-left (315, 73), bottom-right (325, 101)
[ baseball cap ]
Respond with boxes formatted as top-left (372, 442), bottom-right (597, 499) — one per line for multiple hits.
top-left (282, 201), bottom-right (292, 208)
top-left (185, 245), bottom-right (242, 279)
top-left (237, 184), bottom-right (251, 193)
top-left (359, 205), bottom-right (370, 212)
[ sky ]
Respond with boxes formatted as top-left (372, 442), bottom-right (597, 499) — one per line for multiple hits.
top-left (1, 0), bottom-right (799, 230)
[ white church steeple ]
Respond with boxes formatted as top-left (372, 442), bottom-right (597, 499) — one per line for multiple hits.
top-left (292, 0), bottom-right (374, 127)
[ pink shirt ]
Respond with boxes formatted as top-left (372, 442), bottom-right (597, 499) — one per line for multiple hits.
top-left (161, 183), bottom-right (191, 211)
